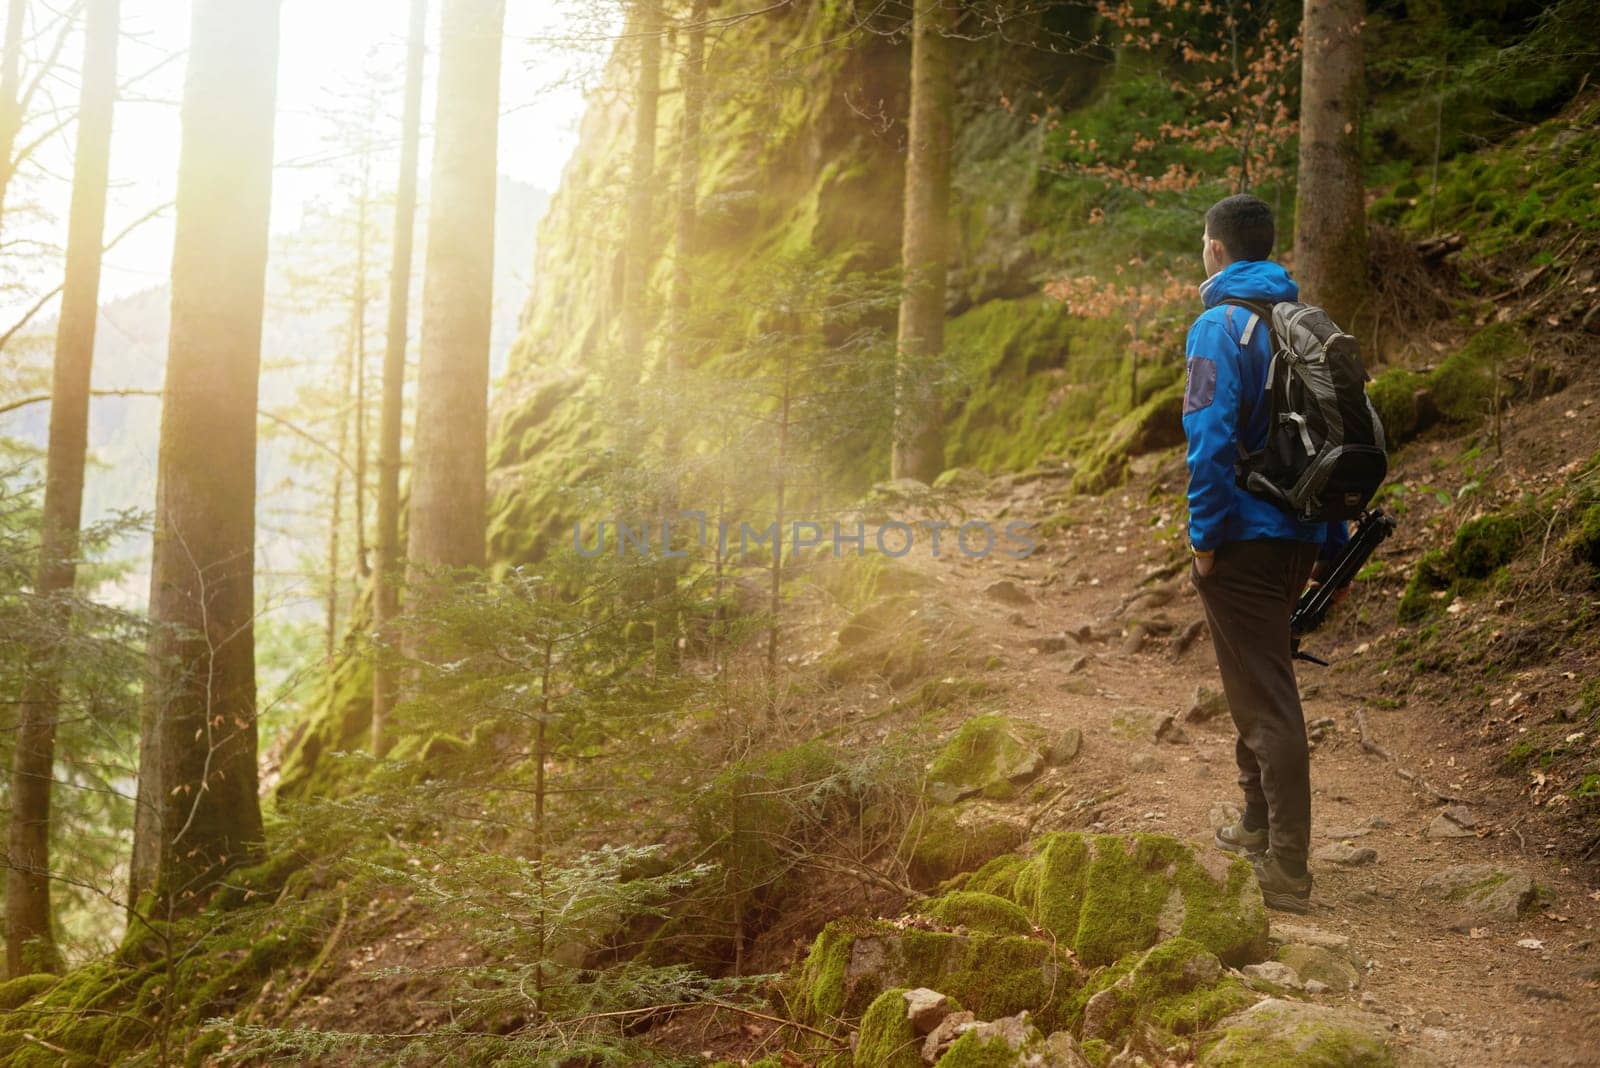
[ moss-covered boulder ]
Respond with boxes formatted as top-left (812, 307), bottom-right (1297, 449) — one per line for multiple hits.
top-left (1419, 862), bottom-right (1538, 922)
top-left (1068, 381), bottom-right (1185, 497)
top-left (825, 594), bottom-right (974, 686)
top-left (1369, 322), bottom-right (1523, 449)
top-left (855, 987), bottom-right (929, 1068)
top-left (1009, 833), bottom-right (1269, 967)
top-left (913, 891), bottom-right (1034, 936)
top-left (905, 804), bottom-right (1031, 888)
top-left (1200, 998), bottom-right (1399, 1067)
top-left (797, 918), bottom-right (1081, 1031)
top-left (1077, 937), bottom-right (1256, 1045)
top-left (926, 714), bottom-right (1048, 803)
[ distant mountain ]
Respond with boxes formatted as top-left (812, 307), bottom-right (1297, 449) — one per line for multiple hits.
top-left (6, 175), bottom-right (547, 607)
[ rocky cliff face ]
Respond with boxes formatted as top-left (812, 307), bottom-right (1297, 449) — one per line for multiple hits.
top-left (487, 1), bottom-right (1132, 566)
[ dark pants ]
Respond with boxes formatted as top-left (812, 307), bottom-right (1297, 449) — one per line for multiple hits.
top-left (1192, 538), bottom-right (1321, 864)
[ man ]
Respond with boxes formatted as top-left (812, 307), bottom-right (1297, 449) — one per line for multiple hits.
top-left (1182, 194), bottom-right (1346, 913)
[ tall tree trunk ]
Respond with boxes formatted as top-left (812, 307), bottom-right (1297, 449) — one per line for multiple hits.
top-left (5, 0), bottom-right (117, 977)
top-left (666, 0), bottom-right (705, 380)
top-left (0, 0), bottom-right (27, 238)
top-left (352, 162), bottom-right (370, 584)
top-left (616, 0), bottom-right (661, 437)
top-left (371, 0), bottom-right (427, 758)
top-left (130, 0), bottom-right (279, 908)
top-left (1294, 0), bottom-right (1368, 329)
top-left (891, 0), bottom-right (952, 484)
top-left (405, 0), bottom-right (502, 582)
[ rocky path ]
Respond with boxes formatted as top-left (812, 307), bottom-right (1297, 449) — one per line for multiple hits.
top-left (880, 470), bottom-right (1600, 1067)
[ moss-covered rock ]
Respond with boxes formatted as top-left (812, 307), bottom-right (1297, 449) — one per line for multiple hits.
top-left (1450, 512), bottom-right (1527, 579)
top-left (1079, 937), bottom-right (1256, 1045)
top-left (0, 973), bottom-right (58, 1012)
top-left (905, 805), bottom-right (1029, 889)
top-left (1068, 381), bottom-right (1185, 497)
top-left (855, 987), bottom-right (927, 1068)
top-left (1011, 832), bottom-right (1269, 967)
top-left (1200, 998), bottom-right (1398, 1066)
top-left (926, 714), bottom-right (1048, 803)
top-left (913, 891), bottom-right (1034, 936)
top-left (796, 917), bottom-right (1080, 1031)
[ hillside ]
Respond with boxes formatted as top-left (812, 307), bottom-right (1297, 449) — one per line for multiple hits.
top-left (2, 2), bottom-right (1598, 1065)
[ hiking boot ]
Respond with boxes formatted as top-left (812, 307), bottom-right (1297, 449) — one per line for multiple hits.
top-left (1214, 820), bottom-right (1268, 856)
top-left (1250, 851), bottom-right (1313, 913)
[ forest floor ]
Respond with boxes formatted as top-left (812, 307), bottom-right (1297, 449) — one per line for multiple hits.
top-left (774, 419), bottom-right (1600, 1066)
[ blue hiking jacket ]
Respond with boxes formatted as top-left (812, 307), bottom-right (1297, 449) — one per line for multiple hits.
top-left (1182, 259), bottom-right (1347, 558)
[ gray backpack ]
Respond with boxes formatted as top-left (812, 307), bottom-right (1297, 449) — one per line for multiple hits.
top-left (1222, 299), bottom-right (1389, 523)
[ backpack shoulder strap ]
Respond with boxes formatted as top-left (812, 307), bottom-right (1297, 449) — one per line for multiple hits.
top-left (1216, 298), bottom-right (1279, 457)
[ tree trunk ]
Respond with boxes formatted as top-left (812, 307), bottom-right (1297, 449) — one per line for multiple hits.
top-left (130, 0), bottom-right (279, 909)
top-left (405, 0), bottom-right (502, 581)
top-left (667, 0), bottom-right (706, 379)
top-left (891, 0), bottom-right (952, 484)
top-left (616, 0), bottom-right (661, 436)
top-left (0, 0), bottom-right (27, 238)
top-left (371, 0), bottom-right (427, 758)
top-left (5, 0), bottom-right (117, 976)
top-left (1294, 0), bottom-right (1368, 329)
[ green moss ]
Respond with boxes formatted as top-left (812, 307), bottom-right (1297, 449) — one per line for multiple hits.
top-left (1367, 368), bottom-right (1427, 445)
top-left (1068, 381), bottom-right (1186, 496)
top-left (1398, 548), bottom-right (1453, 623)
top-left (906, 809), bottom-right (1029, 889)
top-left (926, 715), bottom-right (1044, 801)
top-left (1567, 501), bottom-right (1600, 570)
top-left (1199, 1000), bottom-right (1395, 1066)
top-left (961, 853), bottom-right (1029, 898)
top-left (1018, 833), bottom-right (1267, 968)
top-left (935, 1031), bottom-right (1023, 1067)
top-left (914, 891), bottom-right (1033, 935)
top-left (1454, 513), bottom-right (1526, 578)
top-left (0, 973), bottom-right (58, 1011)
top-left (855, 988), bottom-right (926, 1068)
top-left (796, 918), bottom-right (1079, 1031)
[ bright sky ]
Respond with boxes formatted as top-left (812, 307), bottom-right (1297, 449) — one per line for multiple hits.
top-left (48, 0), bottom-right (606, 304)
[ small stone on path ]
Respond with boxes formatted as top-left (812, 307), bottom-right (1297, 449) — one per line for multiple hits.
top-left (1421, 862), bottom-right (1538, 922)
top-left (1242, 961), bottom-right (1303, 989)
top-left (1313, 842), bottom-right (1378, 867)
top-left (1424, 806), bottom-right (1478, 839)
top-left (984, 579), bottom-right (1034, 607)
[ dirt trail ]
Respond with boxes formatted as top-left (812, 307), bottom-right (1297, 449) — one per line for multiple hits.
top-left (883, 471), bottom-right (1600, 1068)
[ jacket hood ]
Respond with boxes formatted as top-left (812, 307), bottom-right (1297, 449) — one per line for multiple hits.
top-left (1198, 258), bottom-right (1299, 307)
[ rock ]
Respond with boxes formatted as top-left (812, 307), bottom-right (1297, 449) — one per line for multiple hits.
top-left (914, 891), bottom-right (1034, 936)
top-left (985, 579), bottom-right (1035, 607)
top-left (1065, 622), bottom-right (1098, 644)
top-left (1111, 706), bottom-right (1187, 745)
top-left (927, 715), bottom-right (1047, 803)
top-left (798, 920), bottom-right (1076, 1029)
top-left (1185, 684), bottom-right (1230, 724)
top-left (1028, 634), bottom-right (1070, 654)
top-left (921, 1009), bottom-right (976, 1064)
top-left (1080, 937), bottom-right (1237, 1044)
top-left (1268, 922), bottom-right (1352, 955)
top-left (1047, 727), bottom-right (1082, 766)
top-left (1312, 843), bottom-right (1378, 867)
top-left (1063, 653), bottom-right (1092, 675)
top-left (1276, 944), bottom-right (1361, 992)
top-left (1200, 998), bottom-right (1397, 1066)
top-left (1303, 979), bottom-right (1330, 995)
top-left (1129, 751), bottom-right (1163, 773)
top-left (1007, 611), bottom-right (1034, 629)
top-left (1242, 961), bottom-right (1303, 989)
top-left (1208, 801), bottom-right (1242, 830)
top-left (1037, 1031), bottom-right (1094, 1068)
top-left (903, 988), bottom-right (951, 1035)
top-left (1305, 717), bottom-right (1336, 747)
top-left (1420, 863), bottom-right (1538, 921)
top-left (1424, 806), bottom-right (1478, 839)
top-left (906, 804), bottom-right (1029, 888)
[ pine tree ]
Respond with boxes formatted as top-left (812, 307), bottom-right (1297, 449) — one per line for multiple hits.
top-left (130, 0), bottom-right (281, 907)
top-left (891, 0), bottom-right (953, 484)
top-left (5, 0), bottom-right (119, 975)
top-left (1295, 0), bottom-right (1368, 328)
top-left (372, 0), bottom-right (427, 757)
top-left (405, 0), bottom-right (504, 579)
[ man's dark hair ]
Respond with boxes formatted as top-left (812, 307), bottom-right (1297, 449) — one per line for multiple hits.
top-left (1205, 194), bottom-right (1275, 261)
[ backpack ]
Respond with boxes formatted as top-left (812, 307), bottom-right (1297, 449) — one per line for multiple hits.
top-left (1221, 298), bottom-right (1389, 523)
